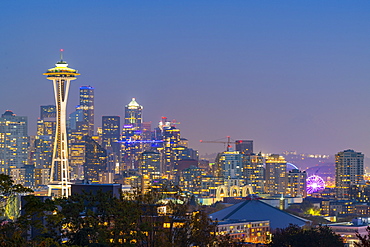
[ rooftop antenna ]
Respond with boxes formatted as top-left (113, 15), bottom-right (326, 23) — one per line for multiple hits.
top-left (60, 49), bottom-right (64, 61)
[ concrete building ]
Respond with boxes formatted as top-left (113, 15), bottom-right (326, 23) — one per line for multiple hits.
top-left (215, 151), bottom-right (243, 187)
top-left (336, 150), bottom-right (364, 200)
top-left (286, 169), bottom-right (307, 197)
top-left (243, 153), bottom-right (265, 193)
top-left (265, 154), bottom-right (287, 196)
top-left (0, 110), bottom-right (28, 175)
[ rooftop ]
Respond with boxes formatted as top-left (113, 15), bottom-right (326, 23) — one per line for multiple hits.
top-left (210, 199), bottom-right (309, 229)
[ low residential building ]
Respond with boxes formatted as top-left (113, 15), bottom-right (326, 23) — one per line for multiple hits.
top-left (217, 220), bottom-right (270, 244)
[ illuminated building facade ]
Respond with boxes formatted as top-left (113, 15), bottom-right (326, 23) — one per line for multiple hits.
top-left (124, 98), bottom-right (143, 129)
top-left (44, 54), bottom-right (79, 197)
top-left (242, 153), bottom-right (265, 193)
top-left (286, 169), bottom-right (307, 197)
top-left (139, 151), bottom-right (161, 191)
top-left (37, 105), bottom-right (56, 136)
top-left (235, 140), bottom-right (253, 155)
top-left (265, 154), bottom-right (287, 196)
top-left (161, 123), bottom-right (181, 178)
top-left (139, 151), bottom-right (161, 179)
top-left (217, 220), bottom-right (269, 244)
top-left (179, 166), bottom-right (206, 195)
top-left (102, 116), bottom-right (120, 149)
top-left (29, 135), bottom-right (53, 169)
top-left (349, 183), bottom-right (370, 202)
top-left (0, 110), bottom-right (28, 175)
top-left (121, 98), bottom-right (145, 170)
top-left (215, 150), bottom-right (243, 186)
top-left (102, 116), bottom-right (121, 175)
top-left (84, 135), bottom-right (107, 182)
top-left (68, 109), bottom-right (83, 132)
top-left (336, 149), bottom-right (364, 200)
top-left (77, 85), bottom-right (94, 136)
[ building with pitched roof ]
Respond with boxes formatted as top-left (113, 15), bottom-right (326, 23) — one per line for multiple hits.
top-left (210, 199), bottom-right (309, 230)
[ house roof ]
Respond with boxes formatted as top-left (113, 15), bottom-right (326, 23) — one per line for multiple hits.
top-left (210, 199), bottom-right (309, 229)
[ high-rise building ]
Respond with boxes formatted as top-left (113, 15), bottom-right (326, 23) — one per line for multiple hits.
top-left (84, 136), bottom-right (107, 183)
top-left (286, 169), bottom-right (307, 197)
top-left (0, 110), bottom-right (28, 175)
top-left (77, 86), bottom-right (94, 136)
top-left (44, 54), bottom-right (79, 197)
top-left (102, 116), bottom-right (121, 176)
top-left (102, 116), bottom-right (120, 149)
top-left (124, 98), bottom-right (143, 128)
top-left (29, 135), bottom-right (53, 169)
top-left (124, 98), bottom-right (143, 129)
top-left (243, 153), bottom-right (265, 193)
top-left (215, 150), bottom-right (243, 186)
top-left (265, 154), bottom-right (287, 196)
top-left (68, 109), bottom-right (83, 132)
top-left (179, 166), bottom-right (206, 195)
top-left (139, 151), bottom-right (161, 191)
top-left (31, 106), bottom-right (56, 187)
top-left (235, 140), bottom-right (253, 155)
top-left (37, 105), bottom-right (56, 137)
top-left (121, 99), bottom-right (147, 170)
top-left (40, 105), bottom-right (56, 119)
top-left (335, 149), bottom-right (364, 200)
top-left (160, 121), bottom-right (181, 178)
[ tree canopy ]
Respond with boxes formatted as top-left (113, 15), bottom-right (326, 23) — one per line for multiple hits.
top-left (269, 224), bottom-right (345, 247)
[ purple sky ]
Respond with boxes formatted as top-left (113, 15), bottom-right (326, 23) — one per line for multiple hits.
top-left (1, 1), bottom-right (370, 156)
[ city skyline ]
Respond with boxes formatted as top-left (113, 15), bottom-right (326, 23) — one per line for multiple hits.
top-left (1, 1), bottom-right (370, 156)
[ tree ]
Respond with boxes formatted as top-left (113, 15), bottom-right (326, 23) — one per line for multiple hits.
top-left (3, 188), bottom-right (235, 246)
top-left (269, 224), bottom-right (345, 247)
top-left (355, 226), bottom-right (370, 247)
top-left (0, 174), bottom-right (33, 218)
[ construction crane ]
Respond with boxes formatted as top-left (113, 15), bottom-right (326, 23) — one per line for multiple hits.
top-left (199, 136), bottom-right (234, 151)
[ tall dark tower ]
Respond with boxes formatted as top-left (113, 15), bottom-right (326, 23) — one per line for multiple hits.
top-left (43, 50), bottom-right (79, 197)
top-left (102, 116), bottom-right (121, 149)
top-left (78, 85), bottom-right (94, 136)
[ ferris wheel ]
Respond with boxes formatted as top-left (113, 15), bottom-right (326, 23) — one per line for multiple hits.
top-left (306, 175), bottom-right (325, 194)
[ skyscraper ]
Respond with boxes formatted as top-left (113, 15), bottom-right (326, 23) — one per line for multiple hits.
top-left (335, 149), bottom-right (364, 199)
top-left (40, 105), bottom-right (56, 119)
top-left (265, 154), bottom-right (287, 196)
top-left (77, 86), bottom-right (94, 136)
top-left (121, 98), bottom-right (144, 170)
top-left (139, 151), bottom-right (161, 191)
top-left (159, 119), bottom-right (181, 178)
top-left (0, 110), bottom-right (28, 175)
top-left (37, 105), bottom-right (56, 136)
top-left (215, 150), bottom-right (243, 187)
top-left (84, 135), bottom-right (107, 183)
top-left (44, 53), bottom-right (79, 197)
top-left (102, 116), bottom-right (120, 149)
top-left (124, 98), bottom-right (143, 129)
top-left (286, 169), bottom-right (307, 197)
top-left (243, 153), bottom-right (265, 193)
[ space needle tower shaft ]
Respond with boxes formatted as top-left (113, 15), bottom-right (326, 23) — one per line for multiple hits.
top-left (43, 50), bottom-right (80, 197)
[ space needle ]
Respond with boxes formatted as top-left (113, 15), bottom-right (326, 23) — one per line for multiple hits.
top-left (43, 50), bottom-right (80, 197)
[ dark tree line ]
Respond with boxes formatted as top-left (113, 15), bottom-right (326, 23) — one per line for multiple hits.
top-left (269, 224), bottom-right (345, 247)
top-left (0, 177), bottom-right (238, 247)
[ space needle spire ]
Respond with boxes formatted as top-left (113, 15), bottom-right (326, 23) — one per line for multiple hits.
top-left (43, 50), bottom-right (80, 197)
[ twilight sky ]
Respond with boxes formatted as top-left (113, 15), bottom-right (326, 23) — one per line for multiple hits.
top-left (1, 1), bottom-right (370, 156)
